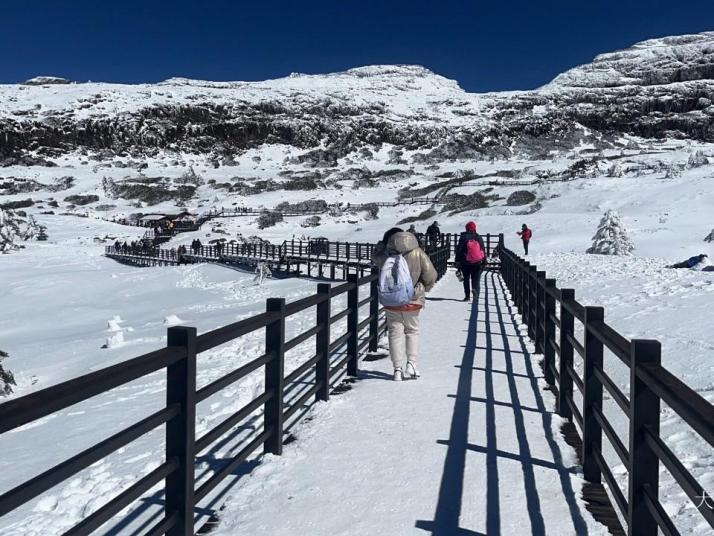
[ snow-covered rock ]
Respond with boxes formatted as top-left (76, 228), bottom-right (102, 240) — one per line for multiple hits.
top-left (22, 76), bottom-right (72, 86)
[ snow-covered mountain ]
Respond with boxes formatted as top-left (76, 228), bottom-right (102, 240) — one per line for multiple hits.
top-left (1, 32), bottom-right (713, 166)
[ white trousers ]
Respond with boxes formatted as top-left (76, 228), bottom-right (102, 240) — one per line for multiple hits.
top-left (385, 309), bottom-right (421, 370)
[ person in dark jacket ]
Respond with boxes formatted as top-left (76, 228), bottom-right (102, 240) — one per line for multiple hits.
top-left (668, 254), bottom-right (709, 269)
top-left (426, 221), bottom-right (440, 250)
top-left (517, 224), bottom-right (532, 255)
top-left (455, 221), bottom-right (487, 302)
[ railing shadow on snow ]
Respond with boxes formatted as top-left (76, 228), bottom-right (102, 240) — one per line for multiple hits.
top-left (416, 272), bottom-right (593, 536)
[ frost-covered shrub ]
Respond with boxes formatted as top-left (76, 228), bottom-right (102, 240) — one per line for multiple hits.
top-left (1, 198), bottom-right (34, 210)
top-left (606, 163), bottom-right (623, 178)
top-left (257, 212), bottom-right (283, 229)
top-left (63, 194), bottom-right (99, 206)
top-left (664, 166), bottom-right (682, 179)
top-left (587, 210), bottom-right (634, 256)
top-left (301, 215), bottom-right (321, 228)
top-left (176, 166), bottom-right (205, 186)
top-left (687, 150), bottom-right (709, 168)
top-left (705, 229), bottom-right (714, 243)
top-left (0, 350), bottom-right (16, 396)
top-left (506, 190), bottom-right (537, 206)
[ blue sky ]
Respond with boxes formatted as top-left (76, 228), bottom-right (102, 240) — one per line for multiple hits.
top-left (2, 0), bottom-right (713, 91)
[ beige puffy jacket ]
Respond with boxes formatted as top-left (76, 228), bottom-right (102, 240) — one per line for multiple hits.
top-left (372, 232), bottom-right (438, 306)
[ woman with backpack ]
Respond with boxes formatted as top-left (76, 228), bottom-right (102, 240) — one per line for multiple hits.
top-left (455, 221), bottom-right (487, 302)
top-left (373, 227), bottom-right (438, 381)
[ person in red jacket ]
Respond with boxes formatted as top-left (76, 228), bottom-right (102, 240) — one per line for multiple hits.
top-left (517, 224), bottom-right (532, 255)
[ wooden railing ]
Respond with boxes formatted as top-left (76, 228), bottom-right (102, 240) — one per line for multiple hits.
top-left (0, 272), bottom-right (395, 535)
top-left (500, 246), bottom-right (714, 535)
top-left (104, 233), bottom-right (463, 281)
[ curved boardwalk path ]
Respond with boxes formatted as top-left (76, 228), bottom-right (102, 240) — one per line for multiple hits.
top-left (211, 272), bottom-right (607, 536)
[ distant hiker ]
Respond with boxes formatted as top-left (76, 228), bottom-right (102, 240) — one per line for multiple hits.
top-left (455, 221), bottom-right (486, 302)
top-left (373, 227), bottom-right (437, 381)
top-left (517, 224), bottom-right (533, 255)
top-left (426, 221), bottom-right (440, 249)
top-left (668, 254), bottom-right (710, 270)
top-left (408, 224), bottom-right (417, 235)
top-left (177, 245), bottom-right (187, 263)
top-left (114, 240), bottom-right (121, 251)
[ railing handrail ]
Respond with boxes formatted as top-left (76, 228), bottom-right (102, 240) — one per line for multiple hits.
top-left (498, 245), bottom-right (714, 535)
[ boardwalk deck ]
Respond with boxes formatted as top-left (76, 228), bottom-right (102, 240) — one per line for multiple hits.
top-left (211, 271), bottom-right (608, 536)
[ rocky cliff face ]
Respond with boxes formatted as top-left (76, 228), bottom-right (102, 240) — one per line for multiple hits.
top-left (1, 33), bottom-right (713, 162)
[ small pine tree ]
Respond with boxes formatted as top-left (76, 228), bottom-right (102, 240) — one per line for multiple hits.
top-left (587, 210), bottom-right (635, 255)
top-left (687, 150), bottom-right (709, 168)
top-left (0, 350), bottom-right (16, 396)
top-left (37, 225), bottom-right (48, 241)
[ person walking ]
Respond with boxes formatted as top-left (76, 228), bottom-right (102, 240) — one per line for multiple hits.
top-left (426, 220), bottom-right (440, 250)
top-left (373, 227), bottom-right (437, 381)
top-left (455, 221), bottom-right (487, 302)
top-left (517, 224), bottom-right (533, 255)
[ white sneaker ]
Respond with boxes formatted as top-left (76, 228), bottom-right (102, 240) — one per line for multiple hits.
top-left (406, 361), bottom-right (420, 379)
top-left (393, 368), bottom-right (403, 382)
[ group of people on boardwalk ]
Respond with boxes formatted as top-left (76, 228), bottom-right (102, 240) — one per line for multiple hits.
top-left (374, 220), bottom-right (532, 381)
top-left (190, 239), bottom-right (204, 255)
top-left (113, 240), bottom-right (155, 255)
top-left (404, 220), bottom-right (442, 251)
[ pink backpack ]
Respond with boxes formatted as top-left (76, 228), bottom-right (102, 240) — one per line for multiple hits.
top-left (465, 239), bottom-right (485, 264)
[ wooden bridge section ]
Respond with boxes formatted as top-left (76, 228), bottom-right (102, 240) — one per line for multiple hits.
top-left (104, 233), bottom-right (498, 281)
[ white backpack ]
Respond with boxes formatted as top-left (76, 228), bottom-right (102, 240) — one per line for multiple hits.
top-left (378, 253), bottom-right (415, 307)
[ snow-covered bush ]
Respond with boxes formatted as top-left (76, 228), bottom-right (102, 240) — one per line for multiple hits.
top-left (257, 212), bottom-right (283, 229)
top-left (0, 208), bottom-right (40, 252)
top-left (705, 229), bottom-right (714, 243)
top-left (687, 150), bottom-right (709, 168)
top-left (0, 350), bottom-right (16, 396)
top-left (664, 166), bottom-right (682, 179)
top-left (587, 209), bottom-right (635, 255)
top-left (301, 215), bottom-right (321, 228)
top-left (606, 163), bottom-right (623, 178)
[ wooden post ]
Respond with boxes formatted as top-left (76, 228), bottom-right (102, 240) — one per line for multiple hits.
top-left (557, 289), bottom-right (576, 419)
top-left (264, 298), bottom-right (286, 455)
top-left (369, 268), bottom-right (380, 352)
top-left (628, 340), bottom-right (661, 536)
top-left (521, 261), bottom-right (530, 320)
top-left (347, 274), bottom-right (359, 376)
top-left (535, 271), bottom-right (546, 353)
top-left (543, 278), bottom-right (556, 385)
top-left (165, 326), bottom-right (197, 536)
top-left (582, 306), bottom-right (604, 483)
top-left (315, 285), bottom-right (331, 401)
top-left (528, 266), bottom-right (537, 340)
